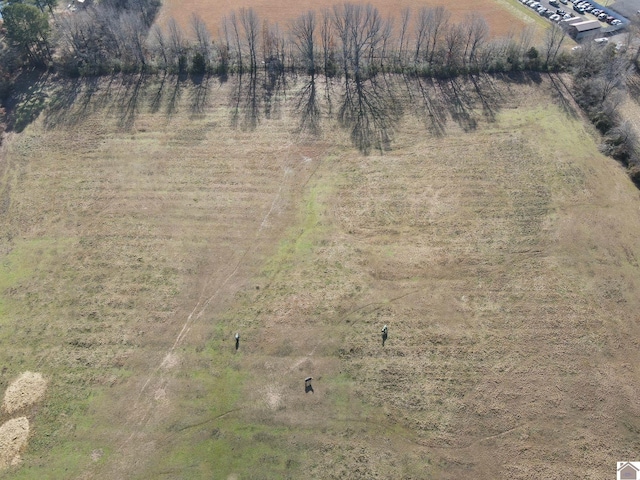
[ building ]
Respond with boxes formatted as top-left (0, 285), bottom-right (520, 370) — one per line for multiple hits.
top-left (568, 20), bottom-right (602, 40)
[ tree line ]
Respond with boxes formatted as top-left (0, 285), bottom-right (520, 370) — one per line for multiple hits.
top-left (0, 0), bottom-right (578, 79)
top-left (0, 0), bottom-right (638, 173)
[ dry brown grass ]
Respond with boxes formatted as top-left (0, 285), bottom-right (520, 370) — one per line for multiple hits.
top-left (2, 372), bottom-right (47, 415)
top-left (0, 73), bottom-right (639, 479)
top-left (0, 418), bottom-right (29, 470)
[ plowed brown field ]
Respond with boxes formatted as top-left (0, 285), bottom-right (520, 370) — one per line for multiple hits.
top-left (156, 0), bottom-right (539, 39)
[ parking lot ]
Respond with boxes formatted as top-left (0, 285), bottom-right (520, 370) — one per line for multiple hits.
top-left (518, 0), bottom-right (627, 33)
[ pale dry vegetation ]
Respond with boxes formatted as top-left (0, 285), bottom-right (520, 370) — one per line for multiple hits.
top-left (0, 74), bottom-right (639, 479)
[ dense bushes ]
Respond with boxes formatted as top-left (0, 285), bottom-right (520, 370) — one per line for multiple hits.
top-left (571, 42), bottom-right (638, 173)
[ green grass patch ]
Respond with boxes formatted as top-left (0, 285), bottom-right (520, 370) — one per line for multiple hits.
top-left (260, 180), bottom-right (333, 279)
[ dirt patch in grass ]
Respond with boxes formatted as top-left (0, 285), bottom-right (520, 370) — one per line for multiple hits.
top-left (2, 373), bottom-right (47, 415)
top-left (0, 417), bottom-right (29, 470)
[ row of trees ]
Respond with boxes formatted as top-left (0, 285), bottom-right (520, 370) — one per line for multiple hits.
top-left (570, 40), bottom-right (640, 179)
top-left (0, 0), bottom-right (638, 165)
top-left (0, 0), bottom-right (580, 77)
top-left (134, 5), bottom-right (571, 77)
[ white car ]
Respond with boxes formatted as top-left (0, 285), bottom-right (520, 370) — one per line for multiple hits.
top-left (594, 37), bottom-right (609, 44)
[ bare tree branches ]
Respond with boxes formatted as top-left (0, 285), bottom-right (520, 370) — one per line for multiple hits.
top-left (543, 24), bottom-right (566, 68)
top-left (240, 8), bottom-right (259, 72)
top-left (291, 11), bottom-right (316, 75)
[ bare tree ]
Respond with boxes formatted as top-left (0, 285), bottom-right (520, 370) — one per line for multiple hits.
top-left (332, 2), bottom-right (353, 77)
top-left (460, 14), bottom-right (488, 71)
top-left (262, 19), bottom-right (284, 66)
top-left (121, 12), bottom-right (147, 68)
top-left (379, 15), bottom-right (393, 69)
top-left (240, 7), bottom-right (259, 72)
top-left (543, 24), bottom-right (566, 68)
top-left (320, 8), bottom-right (335, 76)
top-left (225, 12), bottom-right (243, 72)
top-left (291, 11), bottom-right (316, 75)
top-left (414, 7), bottom-right (430, 63)
top-left (150, 24), bottom-right (168, 67)
top-left (597, 55), bottom-right (631, 105)
top-left (333, 3), bottom-right (384, 79)
top-left (397, 7), bottom-right (410, 68)
top-left (426, 6), bottom-right (450, 67)
top-left (444, 22), bottom-right (464, 71)
top-left (167, 18), bottom-right (186, 72)
top-left (191, 13), bottom-right (212, 63)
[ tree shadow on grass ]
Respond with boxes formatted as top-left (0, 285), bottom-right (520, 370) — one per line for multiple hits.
top-left (403, 75), bottom-right (447, 136)
top-left (546, 72), bottom-right (579, 118)
top-left (230, 72), bottom-right (261, 131)
top-left (295, 73), bottom-right (321, 136)
top-left (263, 58), bottom-right (286, 120)
top-left (338, 74), bottom-right (401, 155)
top-left (436, 77), bottom-right (478, 132)
top-left (468, 74), bottom-right (503, 122)
top-left (6, 70), bottom-right (51, 133)
top-left (423, 74), bottom-right (507, 133)
top-left (115, 74), bottom-right (148, 130)
top-left (43, 74), bottom-right (119, 130)
top-left (189, 73), bottom-right (210, 115)
top-left (166, 73), bottom-right (186, 117)
top-left (149, 72), bottom-right (168, 114)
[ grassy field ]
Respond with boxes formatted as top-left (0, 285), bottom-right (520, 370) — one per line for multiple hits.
top-left (0, 73), bottom-right (640, 479)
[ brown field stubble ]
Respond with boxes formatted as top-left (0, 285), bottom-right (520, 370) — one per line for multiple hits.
top-left (0, 74), bottom-right (639, 478)
top-left (156, 0), bottom-right (539, 39)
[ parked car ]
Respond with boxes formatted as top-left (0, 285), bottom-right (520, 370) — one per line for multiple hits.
top-left (549, 0), bottom-right (559, 6)
top-left (549, 13), bottom-right (562, 21)
top-left (597, 12), bottom-right (607, 20)
top-left (559, 0), bottom-right (568, 4)
top-left (573, 5), bottom-right (585, 13)
top-left (594, 37), bottom-right (608, 44)
top-left (584, 6), bottom-right (594, 12)
top-left (611, 19), bottom-right (622, 25)
top-left (606, 15), bottom-right (615, 22)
